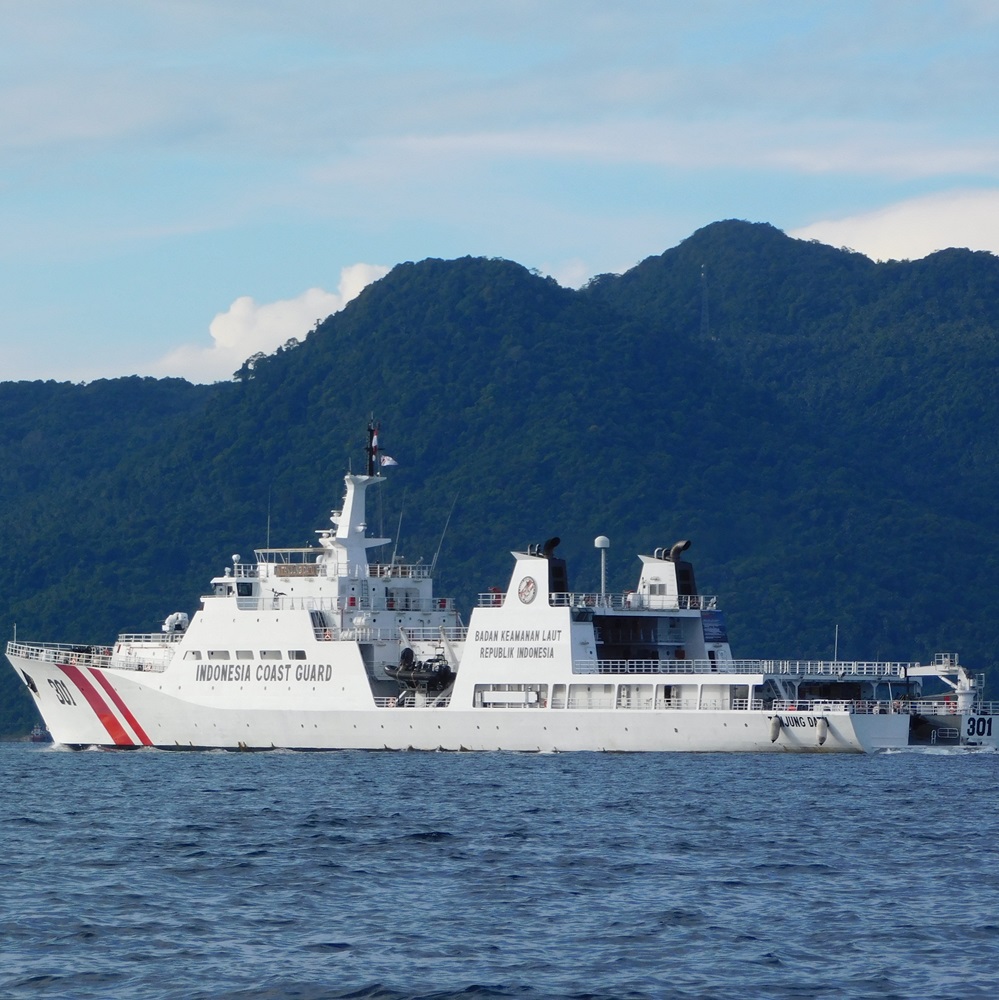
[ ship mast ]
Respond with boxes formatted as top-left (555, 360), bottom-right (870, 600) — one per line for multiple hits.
top-left (366, 419), bottom-right (379, 477)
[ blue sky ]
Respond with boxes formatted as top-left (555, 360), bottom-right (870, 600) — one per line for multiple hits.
top-left (2, 0), bottom-right (998, 383)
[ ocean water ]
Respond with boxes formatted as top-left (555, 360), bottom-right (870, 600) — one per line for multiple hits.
top-left (2, 744), bottom-right (999, 1000)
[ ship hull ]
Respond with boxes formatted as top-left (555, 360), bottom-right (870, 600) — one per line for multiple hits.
top-left (10, 654), bottom-right (906, 753)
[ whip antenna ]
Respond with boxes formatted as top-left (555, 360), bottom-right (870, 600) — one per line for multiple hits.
top-left (431, 493), bottom-right (459, 575)
top-left (390, 509), bottom-right (404, 566)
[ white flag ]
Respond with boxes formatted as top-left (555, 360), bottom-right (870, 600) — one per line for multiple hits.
top-left (380, 455), bottom-right (399, 467)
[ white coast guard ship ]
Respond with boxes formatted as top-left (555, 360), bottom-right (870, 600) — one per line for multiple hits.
top-left (6, 425), bottom-right (997, 753)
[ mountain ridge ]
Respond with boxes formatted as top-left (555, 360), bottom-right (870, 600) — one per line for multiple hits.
top-left (2, 219), bottom-right (998, 734)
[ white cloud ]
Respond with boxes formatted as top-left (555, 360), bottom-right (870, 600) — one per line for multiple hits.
top-left (149, 262), bottom-right (389, 383)
top-left (790, 189), bottom-right (999, 261)
top-left (542, 258), bottom-right (592, 289)
top-left (308, 120), bottom-right (999, 205)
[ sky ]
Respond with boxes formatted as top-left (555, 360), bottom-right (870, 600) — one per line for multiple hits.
top-left (2, 0), bottom-right (998, 384)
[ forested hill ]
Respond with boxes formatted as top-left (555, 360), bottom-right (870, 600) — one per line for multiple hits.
top-left (3, 219), bottom-right (999, 735)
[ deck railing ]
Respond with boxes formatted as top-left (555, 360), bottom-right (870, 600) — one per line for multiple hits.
top-left (931, 728), bottom-right (961, 743)
top-left (902, 699), bottom-right (999, 716)
top-left (4, 640), bottom-right (170, 673)
top-left (374, 694), bottom-right (452, 708)
top-left (313, 626), bottom-right (468, 643)
top-left (223, 595), bottom-right (455, 613)
top-left (6, 641), bottom-right (114, 669)
top-left (477, 591), bottom-right (718, 610)
top-left (324, 626), bottom-right (403, 643)
top-left (573, 658), bottom-right (916, 677)
top-left (237, 557), bottom-right (432, 581)
top-left (115, 633), bottom-right (186, 645)
top-left (772, 699), bottom-right (897, 714)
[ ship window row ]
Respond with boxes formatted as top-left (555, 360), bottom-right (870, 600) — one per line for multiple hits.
top-left (183, 649), bottom-right (308, 662)
top-left (471, 682), bottom-right (753, 710)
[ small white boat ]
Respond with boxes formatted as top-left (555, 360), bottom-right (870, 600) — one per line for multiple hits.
top-left (6, 423), bottom-right (995, 752)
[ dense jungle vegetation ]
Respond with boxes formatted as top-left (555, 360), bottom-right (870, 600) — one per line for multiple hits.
top-left (3, 219), bottom-right (999, 736)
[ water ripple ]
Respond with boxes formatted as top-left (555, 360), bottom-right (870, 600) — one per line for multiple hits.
top-left (3, 745), bottom-right (999, 999)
